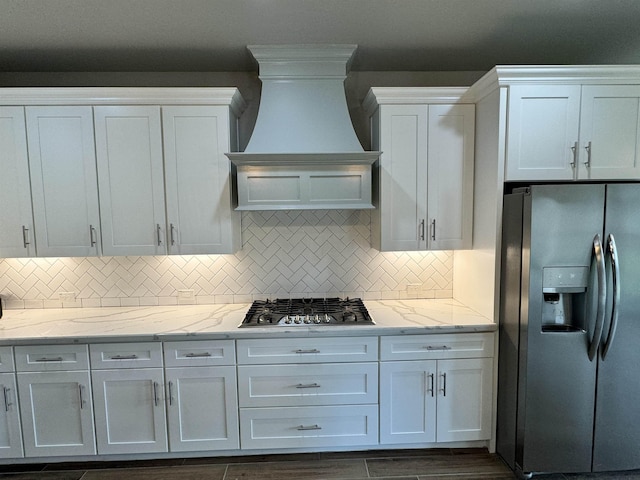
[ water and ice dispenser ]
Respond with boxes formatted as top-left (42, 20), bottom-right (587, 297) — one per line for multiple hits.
top-left (541, 266), bottom-right (589, 332)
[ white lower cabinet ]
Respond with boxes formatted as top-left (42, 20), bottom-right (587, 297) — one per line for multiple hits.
top-left (90, 343), bottom-right (167, 455)
top-left (163, 340), bottom-right (239, 452)
top-left (236, 337), bottom-right (379, 450)
top-left (379, 334), bottom-right (494, 445)
top-left (15, 345), bottom-right (95, 457)
top-left (0, 373), bottom-right (22, 459)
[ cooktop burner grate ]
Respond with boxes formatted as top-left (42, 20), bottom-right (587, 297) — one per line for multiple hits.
top-left (239, 297), bottom-right (374, 327)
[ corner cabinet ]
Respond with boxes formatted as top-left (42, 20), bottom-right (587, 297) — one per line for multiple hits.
top-left (365, 88), bottom-right (475, 251)
top-left (0, 88), bottom-right (245, 257)
top-left (494, 67), bottom-right (640, 182)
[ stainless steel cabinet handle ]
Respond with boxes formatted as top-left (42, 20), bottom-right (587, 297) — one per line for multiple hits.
top-left (168, 381), bottom-right (174, 406)
top-left (588, 234), bottom-right (607, 361)
top-left (89, 225), bottom-right (97, 247)
top-left (185, 352), bottom-right (212, 358)
top-left (440, 372), bottom-right (447, 396)
top-left (584, 141), bottom-right (592, 167)
top-left (602, 234), bottom-right (620, 360)
top-left (22, 226), bottom-right (30, 248)
top-left (170, 223), bottom-right (176, 246)
top-left (153, 381), bottom-right (159, 407)
top-left (419, 219), bottom-right (425, 241)
top-left (109, 354), bottom-right (138, 360)
top-left (35, 356), bottom-right (64, 362)
top-left (430, 219), bottom-right (436, 241)
top-left (297, 424), bottom-right (322, 431)
top-left (156, 224), bottom-right (163, 246)
top-left (294, 349), bottom-right (320, 354)
top-left (570, 141), bottom-right (578, 168)
top-left (78, 384), bottom-right (86, 409)
top-left (427, 373), bottom-right (434, 397)
top-left (3, 386), bottom-right (12, 412)
top-left (295, 383), bottom-right (321, 389)
top-left (424, 345), bottom-right (451, 351)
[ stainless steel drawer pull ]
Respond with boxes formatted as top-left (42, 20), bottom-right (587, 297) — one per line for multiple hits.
top-left (424, 345), bottom-right (451, 351)
top-left (109, 354), bottom-right (139, 360)
top-left (22, 226), bottom-right (30, 248)
top-left (427, 373), bottom-right (435, 398)
top-left (168, 381), bottom-right (174, 406)
top-left (78, 384), bottom-right (86, 409)
top-left (156, 224), bottom-right (163, 246)
top-left (584, 141), bottom-right (592, 167)
top-left (295, 383), bottom-right (321, 389)
top-left (153, 381), bottom-right (159, 407)
top-left (570, 141), bottom-right (578, 168)
top-left (297, 424), bottom-right (322, 431)
top-left (170, 224), bottom-right (176, 246)
top-left (294, 349), bottom-right (321, 354)
top-left (185, 352), bottom-right (212, 358)
top-left (89, 225), bottom-right (97, 247)
top-left (3, 386), bottom-right (12, 411)
top-left (35, 356), bottom-right (64, 362)
top-left (440, 372), bottom-right (447, 396)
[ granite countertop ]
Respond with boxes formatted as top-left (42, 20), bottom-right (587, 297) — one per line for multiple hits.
top-left (0, 299), bottom-right (495, 345)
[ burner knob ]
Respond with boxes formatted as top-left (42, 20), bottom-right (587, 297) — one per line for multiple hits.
top-left (314, 315), bottom-right (321, 324)
top-left (284, 316), bottom-right (292, 324)
top-left (294, 315), bottom-right (302, 324)
top-left (304, 315), bottom-right (311, 324)
top-left (324, 314), bottom-right (331, 323)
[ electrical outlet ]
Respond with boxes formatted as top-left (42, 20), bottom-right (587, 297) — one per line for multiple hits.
top-left (406, 283), bottom-right (422, 293)
top-left (59, 291), bottom-right (76, 302)
top-left (177, 289), bottom-right (195, 300)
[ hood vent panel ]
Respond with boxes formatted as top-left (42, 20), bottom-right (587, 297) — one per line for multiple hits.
top-left (227, 45), bottom-right (379, 211)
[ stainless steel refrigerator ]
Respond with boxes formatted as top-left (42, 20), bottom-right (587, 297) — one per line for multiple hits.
top-left (497, 183), bottom-right (640, 476)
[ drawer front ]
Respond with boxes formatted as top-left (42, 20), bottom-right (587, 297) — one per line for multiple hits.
top-left (163, 340), bottom-right (235, 367)
top-left (239, 405), bottom-right (378, 449)
top-left (90, 342), bottom-right (163, 369)
top-left (15, 344), bottom-right (89, 371)
top-left (0, 347), bottom-right (14, 373)
top-left (238, 363), bottom-right (378, 407)
top-left (237, 337), bottom-right (378, 364)
top-left (380, 333), bottom-right (495, 361)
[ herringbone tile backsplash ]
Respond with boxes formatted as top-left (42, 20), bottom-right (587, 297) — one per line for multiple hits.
top-left (0, 210), bottom-right (453, 309)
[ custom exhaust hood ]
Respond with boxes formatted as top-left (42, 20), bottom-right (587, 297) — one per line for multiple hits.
top-left (226, 45), bottom-right (380, 210)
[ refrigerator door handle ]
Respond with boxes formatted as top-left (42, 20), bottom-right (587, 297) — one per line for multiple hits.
top-left (601, 234), bottom-right (620, 360)
top-left (588, 234), bottom-right (607, 361)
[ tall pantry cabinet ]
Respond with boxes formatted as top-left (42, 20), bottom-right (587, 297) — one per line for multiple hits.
top-left (364, 88), bottom-right (475, 252)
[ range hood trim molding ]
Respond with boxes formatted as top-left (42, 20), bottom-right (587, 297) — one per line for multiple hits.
top-left (228, 151), bottom-right (380, 167)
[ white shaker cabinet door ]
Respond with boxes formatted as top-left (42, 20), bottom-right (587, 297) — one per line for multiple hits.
top-left (165, 366), bottom-right (239, 452)
top-left (0, 107), bottom-right (35, 257)
top-left (427, 104), bottom-right (475, 250)
top-left (92, 368), bottom-right (168, 455)
top-left (578, 85), bottom-right (640, 180)
top-left (94, 106), bottom-right (167, 256)
top-left (506, 85), bottom-right (581, 181)
top-left (376, 105), bottom-right (428, 251)
top-left (379, 360), bottom-right (437, 444)
top-left (0, 373), bottom-right (23, 458)
top-left (435, 358), bottom-right (493, 443)
top-left (26, 106), bottom-right (101, 257)
top-left (17, 371), bottom-right (96, 457)
top-left (162, 105), bottom-right (241, 254)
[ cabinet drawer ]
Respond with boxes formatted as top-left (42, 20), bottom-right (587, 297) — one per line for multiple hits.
top-left (237, 337), bottom-right (378, 364)
top-left (0, 347), bottom-right (14, 373)
top-left (163, 340), bottom-right (235, 367)
top-left (238, 363), bottom-right (378, 407)
top-left (239, 404), bottom-right (378, 449)
top-left (15, 344), bottom-right (89, 371)
top-left (90, 342), bottom-right (163, 369)
top-left (380, 333), bottom-right (494, 361)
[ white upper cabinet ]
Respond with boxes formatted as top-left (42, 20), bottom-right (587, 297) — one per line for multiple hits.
top-left (366, 88), bottom-right (474, 252)
top-left (0, 107), bottom-right (35, 257)
top-left (94, 106), bottom-right (167, 256)
top-left (162, 106), bottom-right (241, 254)
top-left (578, 85), bottom-right (640, 180)
top-left (491, 67), bottom-right (640, 181)
top-left (506, 85), bottom-right (581, 181)
top-left (26, 106), bottom-right (101, 257)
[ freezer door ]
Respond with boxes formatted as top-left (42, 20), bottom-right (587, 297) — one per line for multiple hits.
top-left (593, 184), bottom-right (640, 472)
top-left (519, 184), bottom-right (605, 474)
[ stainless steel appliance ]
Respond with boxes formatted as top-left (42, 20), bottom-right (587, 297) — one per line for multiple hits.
top-left (239, 297), bottom-right (374, 327)
top-left (497, 184), bottom-right (640, 476)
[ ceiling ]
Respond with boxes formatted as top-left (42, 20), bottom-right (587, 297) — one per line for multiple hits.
top-left (2, 0), bottom-right (640, 73)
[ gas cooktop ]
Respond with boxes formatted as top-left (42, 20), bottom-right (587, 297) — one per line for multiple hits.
top-left (239, 297), bottom-right (375, 327)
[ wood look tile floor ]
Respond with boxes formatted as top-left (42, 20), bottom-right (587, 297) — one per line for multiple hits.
top-left (1, 449), bottom-right (639, 480)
